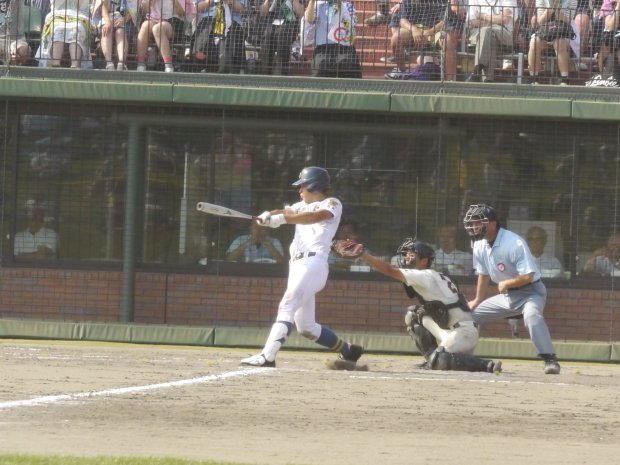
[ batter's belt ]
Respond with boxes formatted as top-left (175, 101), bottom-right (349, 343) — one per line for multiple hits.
top-left (291, 251), bottom-right (317, 262)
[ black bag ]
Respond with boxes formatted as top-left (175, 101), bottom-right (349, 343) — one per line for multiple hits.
top-left (536, 19), bottom-right (576, 42)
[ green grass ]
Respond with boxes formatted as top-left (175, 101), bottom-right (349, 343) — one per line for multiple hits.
top-left (0, 456), bottom-right (274, 465)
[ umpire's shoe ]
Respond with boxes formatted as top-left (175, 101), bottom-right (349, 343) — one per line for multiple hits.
top-left (240, 353), bottom-right (276, 368)
top-left (542, 354), bottom-right (561, 375)
top-left (325, 344), bottom-right (366, 371)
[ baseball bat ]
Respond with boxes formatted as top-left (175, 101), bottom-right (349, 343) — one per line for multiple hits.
top-left (196, 202), bottom-right (256, 220)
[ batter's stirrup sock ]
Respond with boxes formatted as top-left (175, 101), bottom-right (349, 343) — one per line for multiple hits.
top-left (316, 325), bottom-right (341, 350)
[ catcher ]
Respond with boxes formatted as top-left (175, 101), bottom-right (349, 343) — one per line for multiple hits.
top-left (331, 237), bottom-right (502, 372)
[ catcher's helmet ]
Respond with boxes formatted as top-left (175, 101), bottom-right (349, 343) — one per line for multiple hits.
top-left (396, 238), bottom-right (435, 269)
top-left (463, 204), bottom-right (498, 241)
top-left (292, 167), bottom-right (330, 193)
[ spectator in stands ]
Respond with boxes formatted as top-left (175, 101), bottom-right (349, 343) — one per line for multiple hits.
top-left (302, 0), bottom-right (362, 78)
top-left (527, 0), bottom-right (577, 85)
top-left (525, 225), bottom-right (564, 278)
top-left (466, 0), bottom-right (518, 82)
top-left (446, 0), bottom-right (467, 80)
top-left (583, 230), bottom-right (620, 276)
top-left (385, 0), bottom-right (464, 80)
top-left (190, 0), bottom-right (246, 73)
top-left (136, 0), bottom-right (193, 72)
top-left (39, 0), bottom-right (93, 68)
top-left (378, 3), bottom-right (401, 64)
top-left (507, 0), bottom-right (535, 72)
top-left (434, 225), bottom-right (473, 276)
top-left (596, 0), bottom-right (620, 76)
top-left (94, 0), bottom-right (137, 70)
top-left (364, 0), bottom-right (390, 25)
top-left (25, 0), bottom-right (50, 17)
top-left (590, 0), bottom-right (613, 68)
top-left (226, 221), bottom-right (285, 263)
top-left (258, 0), bottom-right (304, 75)
top-left (0, 0), bottom-right (32, 64)
top-left (14, 200), bottom-right (59, 259)
top-left (573, 0), bottom-right (592, 66)
top-left (190, 0), bottom-right (224, 70)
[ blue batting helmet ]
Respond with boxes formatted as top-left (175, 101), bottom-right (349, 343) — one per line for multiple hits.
top-left (291, 167), bottom-right (330, 193)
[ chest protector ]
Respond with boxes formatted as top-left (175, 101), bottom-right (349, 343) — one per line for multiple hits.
top-left (403, 284), bottom-right (470, 329)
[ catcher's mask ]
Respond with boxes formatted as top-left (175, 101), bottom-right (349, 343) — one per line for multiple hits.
top-left (463, 204), bottom-right (498, 241)
top-left (396, 238), bottom-right (435, 269)
top-left (292, 167), bottom-right (330, 193)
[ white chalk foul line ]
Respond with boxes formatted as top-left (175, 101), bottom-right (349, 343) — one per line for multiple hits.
top-left (349, 373), bottom-right (572, 386)
top-left (0, 367), bottom-right (271, 410)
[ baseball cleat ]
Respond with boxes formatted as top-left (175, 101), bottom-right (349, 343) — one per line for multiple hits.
top-left (324, 344), bottom-right (367, 371)
top-left (544, 359), bottom-right (561, 375)
top-left (346, 344), bottom-right (364, 363)
top-left (488, 360), bottom-right (502, 373)
top-left (240, 353), bottom-right (275, 368)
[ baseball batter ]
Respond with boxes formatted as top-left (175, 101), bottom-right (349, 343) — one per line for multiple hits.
top-left (358, 238), bottom-right (502, 372)
top-left (463, 204), bottom-right (561, 375)
top-left (241, 167), bottom-right (364, 369)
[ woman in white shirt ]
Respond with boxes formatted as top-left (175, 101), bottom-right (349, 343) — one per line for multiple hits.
top-left (42, 0), bottom-right (92, 68)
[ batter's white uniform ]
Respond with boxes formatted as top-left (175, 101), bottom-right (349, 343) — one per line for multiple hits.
top-left (278, 197), bottom-right (342, 338)
top-left (400, 268), bottom-right (478, 354)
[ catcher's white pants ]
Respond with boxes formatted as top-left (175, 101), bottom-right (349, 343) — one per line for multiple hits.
top-left (439, 324), bottom-right (479, 355)
top-left (422, 317), bottom-right (479, 355)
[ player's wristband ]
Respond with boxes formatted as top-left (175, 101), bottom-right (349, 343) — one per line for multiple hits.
top-left (270, 214), bottom-right (286, 227)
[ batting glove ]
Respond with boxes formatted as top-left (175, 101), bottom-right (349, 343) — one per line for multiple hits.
top-left (257, 211), bottom-right (271, 224)
top-left (263, 213), bottom-right (286, 228)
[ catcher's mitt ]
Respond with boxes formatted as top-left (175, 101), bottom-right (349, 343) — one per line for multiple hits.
top-left (331, 239), bottom-right (365, 259)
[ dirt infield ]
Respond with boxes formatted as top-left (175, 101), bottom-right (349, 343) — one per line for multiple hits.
top-left (1, 340), bottom-right (619, 465)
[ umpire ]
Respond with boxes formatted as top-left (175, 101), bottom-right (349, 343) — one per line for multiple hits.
top-left (463, 204), bottom-right (561, 375)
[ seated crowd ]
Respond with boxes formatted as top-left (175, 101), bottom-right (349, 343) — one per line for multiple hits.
top-left (375, 0), bottom-right (620, 84)
top-left (1, 0), bottom-right (619, 84)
